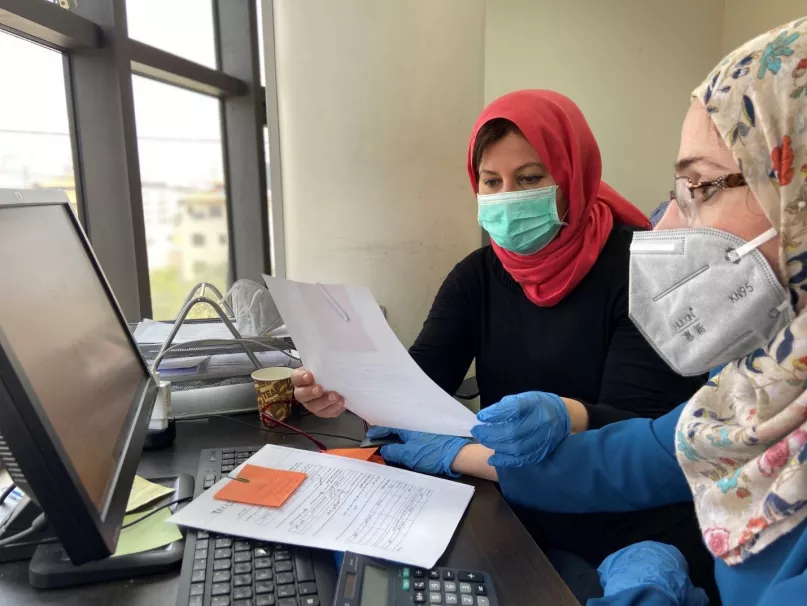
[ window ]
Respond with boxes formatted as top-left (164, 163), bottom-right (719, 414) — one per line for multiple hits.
top-left (126, 0), bottom-right (217, 69)
top-left (219, 234), bottom-right (227, 245)
top-left (132, 76), bottom-right (229, 320)
top-left (0, 31), bottom-right (78, 218)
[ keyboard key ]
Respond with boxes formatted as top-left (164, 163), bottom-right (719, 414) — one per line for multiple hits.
top-left (234, 587), bottom-right (253, 600)
top-left (413, 580), bottom-right (426, 591)
top-left (196, 539), bottom-right (209, 550)
top-left (256, 581), bottom-right (275, 594)
top-left (445, 595), bottom-right (458, 605)
top-left (275, 561), bottom-right (293, 573)
top-left (236, 450), bottom-right (252, 456)
top-left (190, 583), bottom-right (205, 596)
top-left (458, 572), bottom-right (484, 583)
top-left (277, 585), bottom-right (296, 598)
top-left (254, 547), bottom-right (271, 558)
top-left (214, 560), bottom-right (232, 571)
top-left (212, 597), bottom-right (231, 606)
top-left (191, 569), bottom-right (206, 583)
top-left (300, 598), bottom-right (319, 606)
top-left (193, 559), bottom-right (207, 571)
top-left (213, 570), bottom-right (232, 584)
top-left (476, 598), bottom-right (490, 606)
top-left (235, 541), bottom-right (251, 552)
top-left (255, 558), bottom-right (272, 569)
top-left (294, 552), bottom-right (316, 582)
top-left (443, 571), bottom-right (455, 581)
top-left (414, 592), bottom-right (426, 604)
top-left (197, 531), bottom-right (210, 539)
top-left (195, 548), bottom-right (207, 560)
top-left (278, 597), bottom-right (298, 606)
top-left (473, 584), bottom-right (487, 596)
top-left (235, 563), bottom-right (253, 575)
top-left (460, 597), bottom-right (474, 606)
top-left (214, 548), bottom-right (233, 560)
top-left (274, 551), bottom-right (291, 561)
top-left (403, 579), bottom-right (411, 591)
top-left (234, 574), bottom-right (253, 587)
top-left (205, 474), bottom-right (216, 482)
top-left (235, 552), bottom-right (252, 563)
top-left (256, 569), bottom-right (273, 582)
top-left (413, 569), bottom-right (426, 578)
top-left (256, 596), bottom-right (276, 606)
top-left (216, 538), bottom-right (234, 549)
top-left (403, 567), bottom-right (411, 579)
top-left (460, 583), bottom-right (472, 594)
top-left (429, 593), bottom-right (442, 604)
top-left (444, 582), bottom-right (457, 593)
top-left (222, 448), bottom-right (236, 454)
top-left (222, 465), bottom-right (235, 473)
top-left (429, 570), bottom-right (440, 579)
top-left (298, 582), bottom-right (317, 596)
top-left (189, 596), bottom-right (203, 606)
top-left (234, 601), bottom-right (253, 606)
top-left (212, 582), bottom-right (230, 596)
top-left (276, 572), bottom-right (294, 585)
top-left (429, 581), bottom-right (441, 592)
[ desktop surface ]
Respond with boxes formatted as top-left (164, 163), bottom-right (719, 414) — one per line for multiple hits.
top-left (0, 410), bottom-right (577, 606)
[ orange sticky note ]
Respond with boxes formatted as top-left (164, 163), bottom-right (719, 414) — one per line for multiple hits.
top-left (214, 464), bottom-right (306, 508)
top-left (325, 448), bottom-right (386, 466)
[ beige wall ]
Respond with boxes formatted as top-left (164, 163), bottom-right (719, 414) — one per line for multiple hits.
top-left (484, 0), bottom-right (724, 214)
top-left (722, 1), bottom-right (807, 55)
top-left (270, 0), bottom-right (486, 346)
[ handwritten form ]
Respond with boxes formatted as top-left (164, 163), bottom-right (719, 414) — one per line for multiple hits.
top-left (262, 276), bottom-right (477, 437)
top-left (169, 445), bottom-right (474, 568)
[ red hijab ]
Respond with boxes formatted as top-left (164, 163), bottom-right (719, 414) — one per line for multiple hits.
top-left (468, 90), bottom-right (649, 307)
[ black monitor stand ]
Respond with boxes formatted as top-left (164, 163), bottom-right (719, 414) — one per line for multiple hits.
top-left (9, 473), bottom-right (193, 589)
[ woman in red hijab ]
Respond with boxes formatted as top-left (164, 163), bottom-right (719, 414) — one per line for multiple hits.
top-left (291, 91), bottom-right (714, 600)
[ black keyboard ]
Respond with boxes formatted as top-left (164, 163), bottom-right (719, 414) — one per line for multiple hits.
top-left (175, 446), bottom-right (337, 606)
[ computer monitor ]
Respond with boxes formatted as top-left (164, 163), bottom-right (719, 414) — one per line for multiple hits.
top-left (0, 190), bottom-right (156, 565)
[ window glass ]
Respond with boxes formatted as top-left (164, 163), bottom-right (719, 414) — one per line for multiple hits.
top-left (0, 32), bottom-right (78, 217)
top-left (132, 76), bottom-right (228, 320)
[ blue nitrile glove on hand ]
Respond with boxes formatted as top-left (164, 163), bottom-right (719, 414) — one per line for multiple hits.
top-left (470, 391), bottom-right (571, 468)
top-left (598, 542), bottom-right (709, 606)
top-left (366, 426), bottom-right (471, 477)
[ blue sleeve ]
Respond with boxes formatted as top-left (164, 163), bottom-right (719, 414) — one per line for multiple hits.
top-left (497, 404), bottom-right (692, 513)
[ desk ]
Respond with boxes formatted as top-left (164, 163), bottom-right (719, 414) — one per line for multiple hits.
top-left (0, 411), bottom-right (576, 606)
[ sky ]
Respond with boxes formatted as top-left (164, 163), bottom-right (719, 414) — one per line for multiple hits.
top-left (0, 0), bottom-right (264, 187)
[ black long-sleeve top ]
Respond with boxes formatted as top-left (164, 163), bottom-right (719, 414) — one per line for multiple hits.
top-left (409, 223), bottom-right (705, 427)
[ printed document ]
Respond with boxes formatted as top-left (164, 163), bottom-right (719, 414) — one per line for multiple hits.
top-left (169, 445), bottom-right (474, 568)
top-left (262, 276), bottom-right (477, 437)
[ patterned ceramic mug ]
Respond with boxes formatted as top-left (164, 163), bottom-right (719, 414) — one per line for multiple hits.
top-left (251, 367), bottom-right (295, 427)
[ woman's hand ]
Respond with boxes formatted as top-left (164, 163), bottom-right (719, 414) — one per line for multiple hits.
top-left (471, 391), bottom-right (572, 467)
top-left (598, 542), bottom-right (708, 605)
top-left (366, 426), bottom-right (471, 477)
top-left (290, 367), bottom-right (345, 418)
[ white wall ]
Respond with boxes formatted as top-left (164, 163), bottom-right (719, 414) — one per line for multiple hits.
top-left (722, 0), bottom-right (807, 55)
top-left (270, 0), bottom-right (486, 346)
top-left (484, 0), bottom-right (724, 214)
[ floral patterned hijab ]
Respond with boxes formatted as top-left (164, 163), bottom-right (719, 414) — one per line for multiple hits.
top-left (676, 17), bottom-right (807, 565)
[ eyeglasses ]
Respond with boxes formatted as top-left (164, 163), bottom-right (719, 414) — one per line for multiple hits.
top-left (670, 173), bottom-right (747, 225)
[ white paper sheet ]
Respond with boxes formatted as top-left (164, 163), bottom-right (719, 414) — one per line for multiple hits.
top-left (262, 276), bottom-right (477, 437)
top-left (169, 445), bottom-right (474, 568)
top-left (133, 319), bottom-right (290, 345)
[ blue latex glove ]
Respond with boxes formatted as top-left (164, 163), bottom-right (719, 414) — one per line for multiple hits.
top-left (365, 426), bottom-right (471, 477)
top-left (470, 391), bottom-right (571, 468)
top-left (598, 542), bottom-right (709, 606)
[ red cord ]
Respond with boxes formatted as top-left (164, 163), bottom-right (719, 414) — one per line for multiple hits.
top-left (259, 411), bottom-right (329, 452)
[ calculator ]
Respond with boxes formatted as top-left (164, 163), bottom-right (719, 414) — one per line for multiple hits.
top-left (334, 552), bottom-right (498, 606)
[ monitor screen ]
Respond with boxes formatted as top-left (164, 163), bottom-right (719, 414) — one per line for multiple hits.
top-left (0, 204), bottom-right (148, 515)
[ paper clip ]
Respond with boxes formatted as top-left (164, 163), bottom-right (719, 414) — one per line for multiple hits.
top-left (227, 474), bottom-right (249, 484)
top-left (317, 283), bottom-right (350, 322)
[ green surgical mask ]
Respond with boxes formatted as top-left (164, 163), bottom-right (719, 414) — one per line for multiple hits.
top-left (477, 186), bottom-right (564, 255)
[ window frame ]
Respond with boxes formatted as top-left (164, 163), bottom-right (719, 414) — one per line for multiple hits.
top-left (0, 0), bottom-right (280, 320)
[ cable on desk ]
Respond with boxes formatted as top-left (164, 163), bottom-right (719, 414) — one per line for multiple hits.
top-left (121, 497), bottom-right (193, 530)
top-left (195, 413), bottom-right (363, 449)
top-left (0, 512), bottom-right (47, 547)
top-left (0, 483), bottom-right (16, 506)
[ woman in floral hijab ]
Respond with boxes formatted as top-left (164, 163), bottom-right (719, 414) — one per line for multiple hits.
top-left (436, 16), bottom-right (807, 606)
